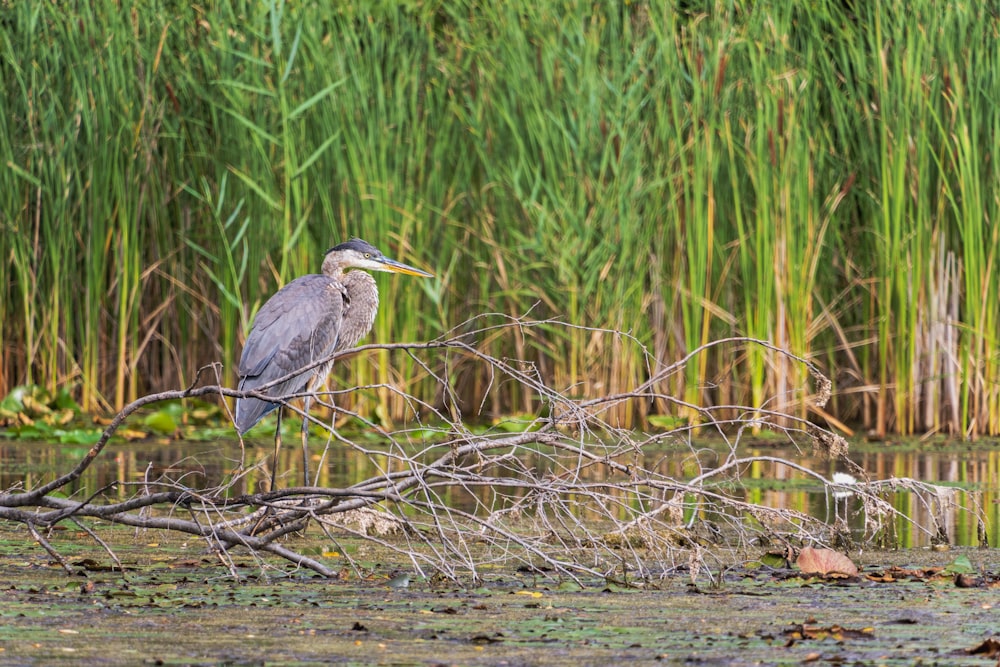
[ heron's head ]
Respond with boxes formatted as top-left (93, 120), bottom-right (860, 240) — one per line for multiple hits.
top-left (323, 238), bottom-right (433, 278)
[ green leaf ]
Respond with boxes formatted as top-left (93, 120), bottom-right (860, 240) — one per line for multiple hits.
top-left (758, 552), bottom-right (790, 569)
top-left (56, 429), bottom-right (102, 445)
top-left (210, 79), bottom-right (275, 98)
top-left (5, 160), bottom-right (42, 187)
top-left (52, 387), bottom-right (81, 412)
top-left (943, 555), bottom-right (975, 575)
top-left (226, 166), bottom-right (281, 211)
top-left (143, 410), bottom-right (179, 434)
top-left (288, 80), bottom-right (347, 121)
top-left (647, 415), bottom-right (688, 430)
top-left (293, 132), bottom-right (341, 179)
top-left (282, 22), bottom-right (303, 84)
top-left (217, 107), bottom-right (280, 146)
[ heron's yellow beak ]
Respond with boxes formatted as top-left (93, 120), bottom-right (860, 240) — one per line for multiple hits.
top-left (378, 257), bottom-right (433, 278)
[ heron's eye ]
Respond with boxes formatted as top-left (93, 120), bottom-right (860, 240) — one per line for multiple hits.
top-left (364, 253), bottom-right (371, 259)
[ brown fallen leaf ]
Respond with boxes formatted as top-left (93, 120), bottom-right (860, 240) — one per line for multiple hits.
top-left (796, 547), bottom-right (859, 577)
top-left (873, 565), bottom-right (946, 581)
top-left (784, 623), bottom-right (875, 641)
top-left (955, 573), bottom-right (983, 588)
top-left (964, 637), bottom-right (1000, 657)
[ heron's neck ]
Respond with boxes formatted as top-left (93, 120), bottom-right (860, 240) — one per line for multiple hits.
top-left (338, 270), bottom-right (379, 349)
top-left (321, 253), bottom-right (346, 277)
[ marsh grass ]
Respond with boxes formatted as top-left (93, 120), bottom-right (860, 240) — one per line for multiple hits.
top-left (2, 0), bottom-right (999, 434)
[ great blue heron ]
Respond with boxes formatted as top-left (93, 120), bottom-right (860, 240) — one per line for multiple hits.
top-left (234, 238), bottom-right (433, 486)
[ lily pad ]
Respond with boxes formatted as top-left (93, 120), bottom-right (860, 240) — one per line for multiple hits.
top-left (943, 554), bottom-right (975, 575)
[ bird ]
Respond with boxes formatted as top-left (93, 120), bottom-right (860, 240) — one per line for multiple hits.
top-left (234, 238), bottom-right (433, 487)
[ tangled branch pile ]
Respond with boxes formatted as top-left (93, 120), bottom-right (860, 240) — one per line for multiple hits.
top-left (0, 321), bottom-right (985, 582)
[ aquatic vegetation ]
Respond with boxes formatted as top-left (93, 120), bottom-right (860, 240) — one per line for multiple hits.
top-left (1, 0), bottom-right (998, 437)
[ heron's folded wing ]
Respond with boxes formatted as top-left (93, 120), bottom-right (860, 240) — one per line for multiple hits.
top-left (235, 275), bottom-right (345, 432)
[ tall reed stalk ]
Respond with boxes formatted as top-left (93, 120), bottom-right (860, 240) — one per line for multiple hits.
top-left (2, 0), bottom-right (1000, 436)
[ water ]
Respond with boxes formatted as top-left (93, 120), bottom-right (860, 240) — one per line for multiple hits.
top-left (1, 439), bottom-right (997, 548)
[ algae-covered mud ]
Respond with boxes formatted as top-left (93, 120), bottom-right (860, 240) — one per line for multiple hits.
top-left (0, 530), bottom-right (996, 666)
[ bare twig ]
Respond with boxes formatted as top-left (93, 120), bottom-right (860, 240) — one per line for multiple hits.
top-left (27, 522), bottom-right (73, 575)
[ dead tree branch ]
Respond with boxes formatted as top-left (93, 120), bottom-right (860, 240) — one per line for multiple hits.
top-left (0, 323), bottom-right (986, 580)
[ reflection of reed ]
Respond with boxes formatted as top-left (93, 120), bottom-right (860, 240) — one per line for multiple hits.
top-left (2, 442), bottom-right (996, 547)
top-left (853, 450), bottom-right (998, 547)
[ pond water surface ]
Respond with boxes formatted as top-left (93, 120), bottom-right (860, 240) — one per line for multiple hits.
top-left (1, 438), bottom-right (997, 548)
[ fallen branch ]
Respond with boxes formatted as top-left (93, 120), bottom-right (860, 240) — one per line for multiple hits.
top-left (0, 324), bottom-right (986, 580)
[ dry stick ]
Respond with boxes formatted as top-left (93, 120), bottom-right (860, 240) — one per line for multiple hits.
top-left (193, 504), bottom-right (253, 581)
top-left (211, 548), bottom-right (243, 581)
top-left (313, 521), bottom-right (370, 579)
top-left (258, 541), bottom-right (334, 577)
top-left (136, 461), bottom-right (154, 537)
top-left (41, 482), bottom-right (124, 524)
top-left (70, 518), bottom-right (124, 573)
top-left (26, 522), bottom-right (73, 575)
top-left (313, 516), bottom-right (446, 582)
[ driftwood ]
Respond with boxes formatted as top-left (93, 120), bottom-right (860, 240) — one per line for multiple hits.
top-left (0, 320), bottom-right (986, 581)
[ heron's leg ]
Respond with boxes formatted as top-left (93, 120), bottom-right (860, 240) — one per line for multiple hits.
top-left (270, 407), bottom-right (283, 491)
top-left (301, 395), bottom-right (312, 486)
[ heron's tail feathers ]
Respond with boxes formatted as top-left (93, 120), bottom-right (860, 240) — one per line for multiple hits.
top-left (234, 396), bottom-right (279, 434)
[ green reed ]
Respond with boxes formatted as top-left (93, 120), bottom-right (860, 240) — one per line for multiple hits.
top-left (2, 0), bottom-right (1000, 436)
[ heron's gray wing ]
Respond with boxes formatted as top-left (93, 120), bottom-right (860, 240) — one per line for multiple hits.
top-left (235, 275), bottom-right (345, 433)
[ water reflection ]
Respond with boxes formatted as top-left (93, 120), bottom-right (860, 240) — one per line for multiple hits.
top-left (1, 440), bottom-right (996, 548)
